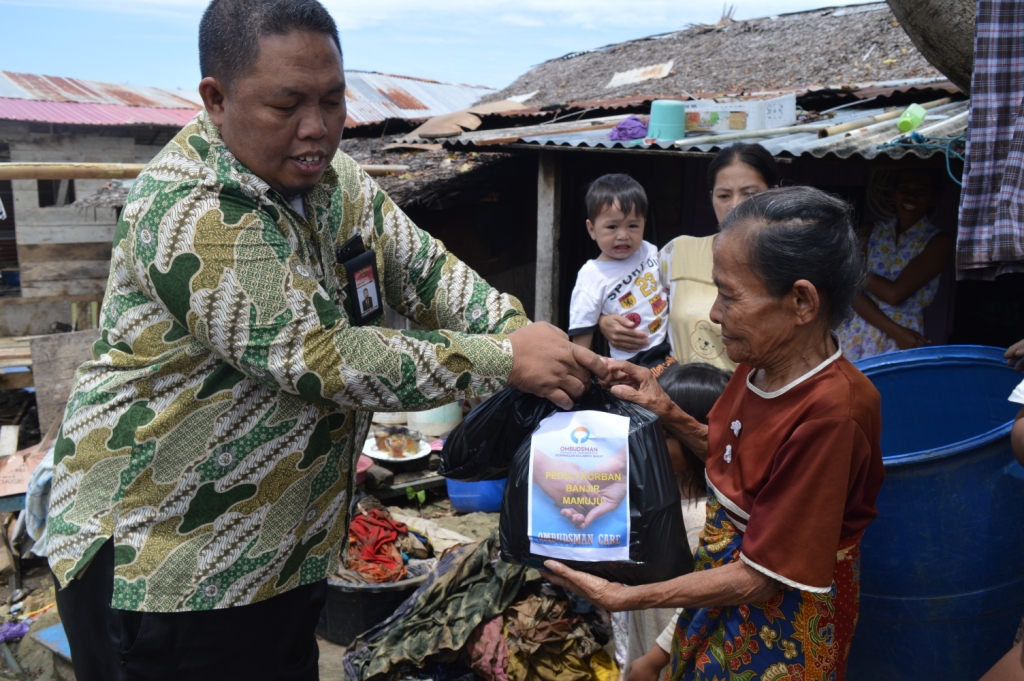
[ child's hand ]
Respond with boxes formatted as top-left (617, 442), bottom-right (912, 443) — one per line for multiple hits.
top-left (1007, 338), bottom-right (1024, 371)
top-left (599, 314), bottom-right (648, 353)
top-left (627, 644), bottom-right (671, 681)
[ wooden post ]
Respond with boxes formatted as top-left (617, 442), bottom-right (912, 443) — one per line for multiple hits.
top-left (29, 330), bottom-right (101, 434)
top-left (535, 151), bottom-right (561, 324)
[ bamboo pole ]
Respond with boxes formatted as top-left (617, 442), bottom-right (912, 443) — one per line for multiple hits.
top-left (360, 165), bottom-right (409, 177)
top-left (0, 162), bottom-right (146, 180)
top-left (817, 97), bottom-right (952, 138)
top-left (0, 162), bottom-right (410, 180)
top-left (673, 124), bottom-right (832, 147)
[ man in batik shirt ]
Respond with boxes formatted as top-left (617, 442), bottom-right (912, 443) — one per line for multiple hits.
top-left (48, 1), bottom-right (605, 678)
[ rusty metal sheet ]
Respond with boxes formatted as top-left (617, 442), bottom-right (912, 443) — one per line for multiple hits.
top-left (0, 98), bottom-right (198, 127)
top-left (343, 71), bottom-right (495, 128)
top-left (0, 72), bottom-right (201, 109)
top-left (0, 69), bottom-right (495, 129)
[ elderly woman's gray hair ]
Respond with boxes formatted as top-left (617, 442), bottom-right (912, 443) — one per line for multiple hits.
top-left (719, 186), bottom-right (866, 329)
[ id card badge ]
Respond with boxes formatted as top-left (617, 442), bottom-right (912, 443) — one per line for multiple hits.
top-left (345, 249), bottom-right (383, 326)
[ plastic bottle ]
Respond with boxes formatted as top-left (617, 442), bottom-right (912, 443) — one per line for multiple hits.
top-left (897, 103), bottom-right (927, 133)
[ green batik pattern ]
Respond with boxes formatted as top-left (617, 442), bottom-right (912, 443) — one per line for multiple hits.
top-left (47, 110), bottom-right (527, 612)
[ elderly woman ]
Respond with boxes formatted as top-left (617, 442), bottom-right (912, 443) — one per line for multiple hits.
top-left (544, 186), bottom-right (886, 681)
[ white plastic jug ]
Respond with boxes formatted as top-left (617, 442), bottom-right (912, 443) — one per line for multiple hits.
top-left (407, 402), bottom-right (463, 437)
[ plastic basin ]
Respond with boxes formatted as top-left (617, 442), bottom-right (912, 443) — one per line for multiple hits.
top-left (446, 478), bottom-right (506, 514)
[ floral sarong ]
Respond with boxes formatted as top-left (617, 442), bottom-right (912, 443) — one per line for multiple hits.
top-left (666, 492), bottom-right (862, 681)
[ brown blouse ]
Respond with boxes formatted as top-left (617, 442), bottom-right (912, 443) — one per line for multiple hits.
top-left (704, 349), bottom-right (885, 591)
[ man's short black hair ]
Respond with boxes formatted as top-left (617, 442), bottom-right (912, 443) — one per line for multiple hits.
top-left (199, 0), bottom-right (342, 88)
top-left (585, 174), bottom-right (649, 223)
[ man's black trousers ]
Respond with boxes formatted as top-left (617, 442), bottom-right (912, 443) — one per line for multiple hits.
top-left (54, 539), bottom-right (327, 681)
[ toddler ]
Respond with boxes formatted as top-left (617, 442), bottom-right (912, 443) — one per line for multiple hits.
top-left (568, 174), bottom-right (670, 368)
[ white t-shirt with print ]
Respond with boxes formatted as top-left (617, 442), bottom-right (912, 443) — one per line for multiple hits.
top-left (568, 241), bottom-right (669, 360)
top-left (1009, 378), bottom-right (1024, 405)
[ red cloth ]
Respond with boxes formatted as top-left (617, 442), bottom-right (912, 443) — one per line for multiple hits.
top-left (349, 509), bottom-right (408, 569)
top-left (345, 508), bottom-right (409, 583)
top-left (705, 354), bottom-right (885, 591)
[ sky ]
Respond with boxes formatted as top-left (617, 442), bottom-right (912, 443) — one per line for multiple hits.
top-left (0, 0), bottom-right (875, 94)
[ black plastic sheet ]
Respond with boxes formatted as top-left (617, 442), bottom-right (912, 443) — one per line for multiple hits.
top-left (441, 385), bottom-right (692, 586)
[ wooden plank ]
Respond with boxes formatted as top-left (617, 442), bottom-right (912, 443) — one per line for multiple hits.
top-left (20, 280), bottom-right (107, 298)
top-left (369, 470), bottom-right (446, 501)
top-left (18, 243), bottom-right (113, 263)
top-left (0, 428), bottom-right (18, 458)
top-left (535, 150), bottom-right (561, 325)
top-left (16, 225), bottom-right (117, 245)
top-left (0, 294), bottom-right (101, 307)
top-left (0, 349), bottom-right (32, 364)
top-left (0, 371), bottom-right (33, 391)
top-left (30, 330), bottom-right (100, 434)
top-left (10, 205), bottom-right (118, 228)
top-left (21, 261), bottom-right (111, 282)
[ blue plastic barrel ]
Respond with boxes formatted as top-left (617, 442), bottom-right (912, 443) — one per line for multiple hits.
top-left (445, 478), bottom-right (507, 513)
top-left (847, 346), bottom-right (1024, 680)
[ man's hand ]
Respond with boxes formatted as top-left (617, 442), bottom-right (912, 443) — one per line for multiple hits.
top-left (508, 323), bottom-right (608, 410)
top-left (1006, 339), bottom-right (1024, 371)
top-left (599, 314), bottom-right (648, 353)
top-left (541, 560), bottom-right (632, 611)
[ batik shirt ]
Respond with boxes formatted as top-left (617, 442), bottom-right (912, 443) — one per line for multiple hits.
top-left (47, 110), bottom-right (527, 612)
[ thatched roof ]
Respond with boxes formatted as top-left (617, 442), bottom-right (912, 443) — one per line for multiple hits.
top-left (483, 3), bottom-right (941, 108)
top-left (338, 138), bottom-right (522, 208)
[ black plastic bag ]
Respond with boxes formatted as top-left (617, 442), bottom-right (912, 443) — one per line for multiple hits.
top-left (439, 386), bottom-right (549, 482)
top-left (441, 384), bottom-right (692, 586)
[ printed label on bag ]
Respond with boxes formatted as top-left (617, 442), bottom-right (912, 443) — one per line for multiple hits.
top-left (528, 410), bottom-right (630, 562)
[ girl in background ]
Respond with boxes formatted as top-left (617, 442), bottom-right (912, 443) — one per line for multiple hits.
top-left (624, 362), bottom-right (731, 680)
top-left (838, 169), bottom-right (953, 359)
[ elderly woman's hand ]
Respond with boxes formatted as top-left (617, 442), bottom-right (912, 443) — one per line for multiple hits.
top-left (541, 560), bottom-right (633, 612)
top-left (605, 360), bottom-right (710, 461)
top-left (603, 360), bottom-right (677, 418)
top-left (599, 314), bottom-right (649, 354)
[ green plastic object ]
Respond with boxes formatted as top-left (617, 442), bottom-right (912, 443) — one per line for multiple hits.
top-left (897, 103), bottom-right (927, 133)
top-left (646, 100), bottom-right (687, 141)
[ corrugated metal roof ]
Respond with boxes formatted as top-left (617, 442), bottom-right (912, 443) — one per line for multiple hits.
top-left (0, 71), bottom-right (201, 108)
top-left (0, 70), bottom-right (495, 129)
top-left (0, 99), bottom-right (199, 127)
top-left (482, 77), bottom-right (958, 121)
top-left (343, 71), bottom-right (496, 128)
top-left (440, 100), bottom-right (970, 161)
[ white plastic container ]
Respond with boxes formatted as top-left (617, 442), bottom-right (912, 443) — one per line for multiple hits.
top-left (407, 402), bottom-right (463, 437)
top-left (372, 411), bottom-right (407, 426)
top-left (683, 93), bottom-right (797, 133)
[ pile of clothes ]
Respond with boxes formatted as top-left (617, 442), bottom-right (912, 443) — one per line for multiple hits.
top-left (337, 495), bottom-right (435, 584)
top-left (343, 531), bottom-right (619, 681)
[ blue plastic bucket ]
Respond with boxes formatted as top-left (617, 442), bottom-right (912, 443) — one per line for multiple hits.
top-left (847, 346), bottom-right (1024, 680)
top-left (446, 478), bottom-right (506, 514)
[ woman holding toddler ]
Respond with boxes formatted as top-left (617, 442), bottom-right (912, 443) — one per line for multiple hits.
top-left (548, 186), bottom-right (886, 681)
